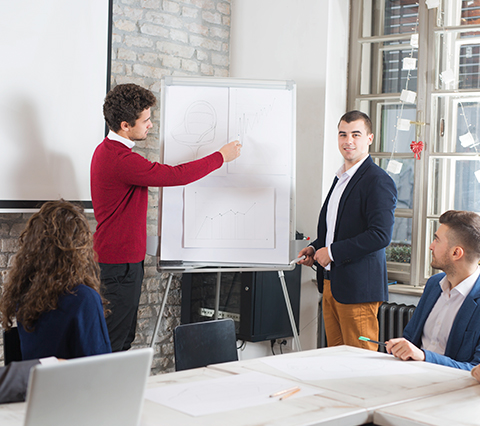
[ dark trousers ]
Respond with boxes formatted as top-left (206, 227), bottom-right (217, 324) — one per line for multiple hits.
top-left (99, 261), bottom-right (144, 352)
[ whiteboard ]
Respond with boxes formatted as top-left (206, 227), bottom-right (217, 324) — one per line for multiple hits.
top-left (159, 77), bottom-right (296, 266)
top-left (0, 0), bottom-right (112, 210)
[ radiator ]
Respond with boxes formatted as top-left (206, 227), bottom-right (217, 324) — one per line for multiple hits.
top-left (377, 302), bottom-right (416, 353)
top-left (317, 301), bottom-right (416, 352)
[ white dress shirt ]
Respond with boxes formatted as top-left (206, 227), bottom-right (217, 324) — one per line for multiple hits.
top-left (324, 155), bottom-right (369, 270)
top-left (422, 267), bottom-right (480, 354)
top-left (107, 130), bottom-right (135, 149)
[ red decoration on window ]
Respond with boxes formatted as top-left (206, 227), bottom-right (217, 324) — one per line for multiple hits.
top-left (410, 140), bottom-right (424, 160)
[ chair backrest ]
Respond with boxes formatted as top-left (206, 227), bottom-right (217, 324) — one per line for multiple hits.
top-left (174, 319), bottom-right (238, 371)
top-left (3, 327), bottom-right (22, 365)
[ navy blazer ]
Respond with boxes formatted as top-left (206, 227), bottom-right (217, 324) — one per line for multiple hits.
top-left (403, 272), bottom-right (480, 371)
top-left (311, 156), bottom-right (397, 304)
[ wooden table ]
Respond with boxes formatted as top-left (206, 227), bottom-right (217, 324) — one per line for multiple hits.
top-left (374, 385), bottom-right (480, 426)
top-left (208, 345), bottom-right (478, 422)
top-left (141, 364), bottom-right (369, 426)
top-left (0, 345), bottom-right (477, 426)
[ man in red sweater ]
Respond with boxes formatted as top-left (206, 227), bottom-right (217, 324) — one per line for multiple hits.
top-left (91, 84), bottom-right (241, 351)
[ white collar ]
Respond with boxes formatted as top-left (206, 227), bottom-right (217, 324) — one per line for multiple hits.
top-left (440, 266), bottom-right (480, 298)
top-left (107, 130), bottom-right (136, 149)
top-left (335, 155), bottom-right (369, 179)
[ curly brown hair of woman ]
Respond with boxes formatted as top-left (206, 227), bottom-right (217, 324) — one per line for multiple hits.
top-left (0, 200), bottom-right (108, 332)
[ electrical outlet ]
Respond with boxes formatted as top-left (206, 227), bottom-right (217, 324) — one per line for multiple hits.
top-left (276, 338), bottom-right (294, 353)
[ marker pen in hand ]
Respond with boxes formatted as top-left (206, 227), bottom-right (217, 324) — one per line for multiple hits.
top-left (290, 255), bottom-right (306, 265)
top-left (358, 336), bottom-right (387, 347)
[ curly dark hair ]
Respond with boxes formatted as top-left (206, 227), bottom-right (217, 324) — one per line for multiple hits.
top-left (103, 83), bottom-right (157, 132)
top-left (0, 200), bottom-right (107, 332)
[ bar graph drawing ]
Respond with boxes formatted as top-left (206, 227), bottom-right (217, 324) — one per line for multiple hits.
top-left (184, 186), bottom-right (275, 249)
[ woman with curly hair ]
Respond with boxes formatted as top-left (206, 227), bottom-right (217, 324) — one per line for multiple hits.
top-left (0, 200), bottom-right (111, 360)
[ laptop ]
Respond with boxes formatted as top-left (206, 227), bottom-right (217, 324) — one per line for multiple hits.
top-left (23, 348), bottom-right (153, 426)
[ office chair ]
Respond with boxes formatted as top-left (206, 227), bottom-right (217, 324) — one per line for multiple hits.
top-left (3, 327), bottom-right (23, 365)
top-left (173, 319), bottom-right (238, 371)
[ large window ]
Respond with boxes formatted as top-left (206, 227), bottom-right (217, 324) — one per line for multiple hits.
top-left (348, 0), bottom-right (480, 285)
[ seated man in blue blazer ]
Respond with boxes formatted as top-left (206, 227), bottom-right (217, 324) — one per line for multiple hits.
top-left (386, 210), bottom-right (480, 371)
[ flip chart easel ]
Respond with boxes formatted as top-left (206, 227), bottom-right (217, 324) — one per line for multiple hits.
top-left (153, 76), bottom-right (299, 353)
top-left (151, 264), bottom-right (302, 352)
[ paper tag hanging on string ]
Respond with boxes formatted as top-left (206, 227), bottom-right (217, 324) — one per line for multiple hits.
top-left (440, 69), bottom-right (455, 84)
top-left (410, 34), bottom-right (419, 48)
top-left (475, 170), bottom-right (480, 183)
top-left (403, 57), bottom-right (417, 70)
top-left (410, 141), bottom-right (424, 160)
top-left (426, 0), bottom-right (440, 8)
top-left (460, 132), bottom-right (475, 148)
top-left (387, 160), bottom-right (403, 175)
top-left (397, 118), bottom-right (411, 131)
top-left (400, 89), bottom-right (417, 104)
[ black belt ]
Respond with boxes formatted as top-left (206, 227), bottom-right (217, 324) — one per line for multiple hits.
top-left (323, 269), bottom-right (330, 280)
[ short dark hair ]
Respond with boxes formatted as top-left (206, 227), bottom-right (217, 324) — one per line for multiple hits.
top-left (439, 210), bottom-right (480, 262)
top-left (338, 110), bottom-right (373, 135)
top-left (103, 84), bottom-right (156, 132)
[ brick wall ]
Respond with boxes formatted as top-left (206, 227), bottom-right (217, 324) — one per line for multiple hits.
top-left (0, 0), bottom-right (231, 374)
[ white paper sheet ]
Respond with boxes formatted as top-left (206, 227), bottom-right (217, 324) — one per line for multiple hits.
top-left (410, 33), bottom-right (419, 48)
top-left (184, 186), bottom-right (275, 249)
top-left (440, 69), bottom-right (455, 85)
top-left (397, 118), bottom-right (411, 131)
top-left (403, 57), bottom-right (417, 70)
top-left (228, 88), bottom-right (292, 175)
top-left (144, 371), bottom-right (321, 417)
top-left (164, 85), bottom-right (229, 176)
top-left (387, 160), bottom-right (403, 175)
top-left (261, 352), bottom-right (426, 382)
top-left (400, 89), bottom-right (417, 104)
top-left (459, 132), bottom-right (475, 148)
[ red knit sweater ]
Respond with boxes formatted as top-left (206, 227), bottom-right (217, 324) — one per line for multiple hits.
top-left (91, 137), bottom-right (223, 263)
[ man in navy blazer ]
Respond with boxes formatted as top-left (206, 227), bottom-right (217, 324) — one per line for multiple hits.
top-left (298, 111), bottom-right (397, 350)
top-left (387, 210), bottom-right (480, 371)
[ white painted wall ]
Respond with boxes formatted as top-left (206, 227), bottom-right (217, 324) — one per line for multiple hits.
top-left (230, 0), bottom-right (350, 358)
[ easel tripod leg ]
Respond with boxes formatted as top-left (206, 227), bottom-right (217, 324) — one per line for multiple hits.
top-left (278, 270), bottom-right (302, 351)
top-left (150, 272), bottom-right (174, 348)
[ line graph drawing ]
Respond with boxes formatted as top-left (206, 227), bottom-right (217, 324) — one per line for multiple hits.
top-left (184, 186), bottom-right (275, 249)
top-left (195, 202), bottom-right (257, 240)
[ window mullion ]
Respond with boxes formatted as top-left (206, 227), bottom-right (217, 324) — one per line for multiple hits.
top-left (408, 0), bottom-right (431, 287)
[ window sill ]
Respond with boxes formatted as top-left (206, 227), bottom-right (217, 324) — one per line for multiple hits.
top-left (388, 284), bottom-right (424, 297)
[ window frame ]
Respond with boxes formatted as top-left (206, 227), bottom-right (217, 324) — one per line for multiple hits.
top-left (347, 0), bottom-right (480, 286)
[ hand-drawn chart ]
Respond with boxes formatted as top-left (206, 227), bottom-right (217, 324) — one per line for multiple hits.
top-left (228, 88), bottom-right (292, 175)
top-left (170, 100), bottom-right (217, 159)
top-left (164, 86), bottom-right (228, 167)
top-left (184, 186), bottom-right (275, 249)
top-left (160, 77), bottom-right (295, 265)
